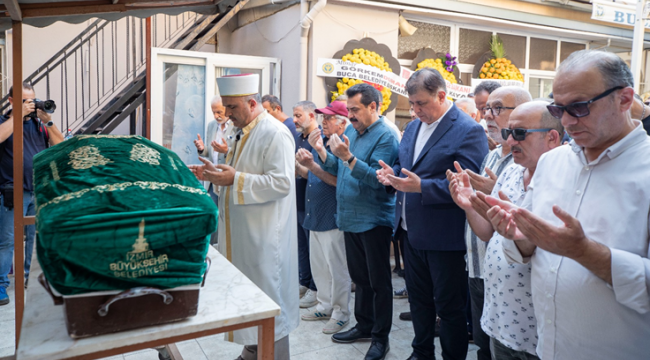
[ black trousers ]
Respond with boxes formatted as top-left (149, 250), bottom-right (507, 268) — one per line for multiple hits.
top-left (469, 277), bottom-right (492, 360)
top-left (344, 226), bottom-right (393, 342)
top-left (405, 233), bottom-right (468, 360)
top-left (297, 211), bottom-right (316, 290)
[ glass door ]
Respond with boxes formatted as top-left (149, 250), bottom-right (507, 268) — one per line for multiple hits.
top-left (151, 48), bottom-right (281, 165)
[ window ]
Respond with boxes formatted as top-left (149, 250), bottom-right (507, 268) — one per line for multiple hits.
top-left (530, 38), bottom-right (558, 71)
top-left (459, 28), bottom-right (492, 64)
top-left (498, 33), bottom-right (526, 69)
top-left (560, 42), bottom-right (587, 63)
top-left (397, 21), bottom-right (450, 60)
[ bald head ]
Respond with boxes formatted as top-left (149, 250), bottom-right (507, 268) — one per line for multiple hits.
top-left (455, 98), bottom-right (477, 118)
top-left (490, 86), bottom-right (532, 107)
top-left (507, 101), bottom-right (563, 169)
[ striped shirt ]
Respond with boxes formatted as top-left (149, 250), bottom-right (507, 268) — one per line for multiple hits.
top-left (465, 146), bottom-right (513, 279)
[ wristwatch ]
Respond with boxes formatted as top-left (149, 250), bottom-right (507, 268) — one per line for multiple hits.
top-left (45, 121), bottom-right (54, 128)
top-left (343, 154), bottom-right (355, 168)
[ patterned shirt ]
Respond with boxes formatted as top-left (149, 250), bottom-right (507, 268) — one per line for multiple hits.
top-left (481, 163), bottom-right (538, 356)
top-left (466, 146), bottom-right (513, 278)
top-left (302, 138), bottom-right (337, 232)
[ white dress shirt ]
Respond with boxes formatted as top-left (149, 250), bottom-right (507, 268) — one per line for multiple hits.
top-left (481, 164), bottom-right (538, 355)
top-left (502, 121), bottom-right (650, 360)
top-left (401, 101), bottom-right (452, 230)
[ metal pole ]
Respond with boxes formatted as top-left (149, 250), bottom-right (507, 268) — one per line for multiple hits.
top-left (631, 0), bottom-right (647, 93)
top-left (146, 17), bottom-right (152, 139)
top-left (11, 19), bottom-right (25, 349)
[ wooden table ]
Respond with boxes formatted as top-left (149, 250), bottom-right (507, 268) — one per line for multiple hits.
top-left (15, 246), bottom-right (280, 360)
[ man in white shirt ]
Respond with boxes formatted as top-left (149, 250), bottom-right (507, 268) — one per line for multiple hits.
top-left (449, 101), bottom-right (563, 359)
top-left (485, 50), bottom-right (650, 359)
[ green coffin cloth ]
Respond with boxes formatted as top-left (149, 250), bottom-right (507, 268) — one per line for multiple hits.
top-left (33, 135), bottom-right (217, 296)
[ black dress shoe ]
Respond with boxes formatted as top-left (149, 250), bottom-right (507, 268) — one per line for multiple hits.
top-left (399, 311), bottom-right (412, 321)
top-left (365, 340), bottom-right (389, 360)
top-left (331, 327), bottom-right (372, 343)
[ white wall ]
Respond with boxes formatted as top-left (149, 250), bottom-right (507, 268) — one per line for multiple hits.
top-left (220, 5), bottom-right (301, 112)
top-left (310, 4), bottom-right (399, 120)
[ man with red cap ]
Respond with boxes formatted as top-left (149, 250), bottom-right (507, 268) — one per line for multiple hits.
top-left (296, 100), bottom-right (352, 334)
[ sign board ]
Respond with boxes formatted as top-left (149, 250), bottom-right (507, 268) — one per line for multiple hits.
top-left (591, 0), bottom-right (650, 28)
top-left (317, 58), bottom-right (473, 100)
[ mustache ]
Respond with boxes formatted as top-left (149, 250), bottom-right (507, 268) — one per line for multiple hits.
top-left (349, 117), bottom-right (358, 122)
top-left (511, 146), bottom-right (522, 153)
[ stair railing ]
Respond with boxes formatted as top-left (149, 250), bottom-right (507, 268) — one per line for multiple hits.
top-left (0, 12), bottom-right (199, 134)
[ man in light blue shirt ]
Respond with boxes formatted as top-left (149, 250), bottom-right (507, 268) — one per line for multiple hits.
top-left (310, 83), bottom-right (398, 360)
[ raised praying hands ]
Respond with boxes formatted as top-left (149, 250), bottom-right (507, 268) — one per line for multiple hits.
top-left (188, 157), bottom-right (236, 186)
top-left (329, 134), bottom-right (352, 161)
top-left (211, 138), bottom-right (228, 154)
top-left (193, 134), bottom-right (205, 153)
top-left (376, 160), bottom-right (394, 186)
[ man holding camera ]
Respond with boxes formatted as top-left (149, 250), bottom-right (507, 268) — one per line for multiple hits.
top-left (0, 82), bottom-right (63, 305)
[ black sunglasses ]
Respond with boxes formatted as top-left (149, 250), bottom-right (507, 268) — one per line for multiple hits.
top-left (546, 86), bottom-right (624, 119)
top-left (483, 106), bottom-right (516, 116)
top-left (501, 128), bottom-right (553, 141)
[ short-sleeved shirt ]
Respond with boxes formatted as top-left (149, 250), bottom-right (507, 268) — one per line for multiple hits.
top-left (302, 137), bottom-right (337, 232)
top-left (294, 128), bottom-right (315, 213)
top-left (0, 111), bottom-right (49, 191)
top-left (480, 164), bottom-right (537, 355)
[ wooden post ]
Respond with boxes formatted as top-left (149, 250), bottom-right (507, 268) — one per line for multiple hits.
top-left (257, 317), bottom-right (275, 360)
top-left (11, 19), bottom-right (25, 348)
top-left (145, 16), bottom-right (152, 140)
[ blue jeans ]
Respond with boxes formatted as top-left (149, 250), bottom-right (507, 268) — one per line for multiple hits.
top-left (0, 191), bottom-right (36, 289)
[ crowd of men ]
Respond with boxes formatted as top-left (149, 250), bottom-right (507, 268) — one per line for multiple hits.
top-left (188, 49), bottom-right (650, 360)
top-left (0, 48), bottom-right (648, 360)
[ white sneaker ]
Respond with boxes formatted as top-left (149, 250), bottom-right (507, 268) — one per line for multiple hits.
top-left (299, 289), bottom-right (318, 308)
top-left (323, 318), bottom-right (349, 334)
top-left (301, 311), bottom-right (331, 321)
top-left (299, 285), bottom-right (308, 299)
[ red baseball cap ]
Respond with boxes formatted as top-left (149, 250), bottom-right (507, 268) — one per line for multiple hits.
top-left (316, 101), bottom-right (348, 117)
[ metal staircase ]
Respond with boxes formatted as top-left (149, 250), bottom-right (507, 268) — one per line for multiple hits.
top-left (0, 1), bottom-right (238, 135)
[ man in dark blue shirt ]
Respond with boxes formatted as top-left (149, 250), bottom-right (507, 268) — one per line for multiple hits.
top-left (261, 94), bottom-right (299, 138)
top-left (296, 101), bottom-right (351, 335)
top-left (0, 82), bottom-right (64, 305)
top-left (312, 84), bottom-right (399, 360)
top-left (292, 101), bottom-right (319, 308)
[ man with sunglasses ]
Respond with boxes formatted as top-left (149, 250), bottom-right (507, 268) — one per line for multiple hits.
top-left (448, 86), bottom-right (531, 360)
top-left (486, 50), bottom-right (650, 359)
top-left (449, 101), bottom-right (563, 360)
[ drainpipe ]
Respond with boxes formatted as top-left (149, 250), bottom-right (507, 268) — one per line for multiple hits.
top-left (299, 0), bottom-right (327, 101)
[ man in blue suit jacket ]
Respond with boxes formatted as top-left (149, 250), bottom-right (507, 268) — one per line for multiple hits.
top-left (377, 68), bottom-right (488, 360)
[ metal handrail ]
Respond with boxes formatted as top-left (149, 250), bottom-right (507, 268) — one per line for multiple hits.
top-left (0, 12), bottom-right (199, 133)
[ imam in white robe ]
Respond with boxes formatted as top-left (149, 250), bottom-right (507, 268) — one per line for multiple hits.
top-left (217, 110), bottom-right (299, 344)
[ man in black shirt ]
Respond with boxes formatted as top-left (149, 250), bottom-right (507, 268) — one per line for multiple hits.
top-left (0, 82), bottom-right (63, 305)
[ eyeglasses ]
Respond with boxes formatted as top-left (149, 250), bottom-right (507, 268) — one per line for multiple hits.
top-left (546, 86), bottom-right (624, 119)
top-left (483, 106), bottom-right (516, 116)
top-left (501, 128), bottom-right (553, 141)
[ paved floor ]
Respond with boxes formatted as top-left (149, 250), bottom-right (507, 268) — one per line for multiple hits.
top-left (0, 258), bottom-right (478, 359)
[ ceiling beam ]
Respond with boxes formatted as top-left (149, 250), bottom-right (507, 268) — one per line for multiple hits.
top-left (20, 0), bottom-right (215, 18)
top-left (5, 0), bottom-right (22, 21)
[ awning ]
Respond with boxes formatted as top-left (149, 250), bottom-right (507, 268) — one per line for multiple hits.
top-left (0, 0), bottom-right (233, 31)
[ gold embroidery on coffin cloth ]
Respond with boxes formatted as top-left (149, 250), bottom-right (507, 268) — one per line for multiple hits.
top-left (36, 181), bottom-right (205, 214)
top-left (68, 145), bottom-right (114, 170)
top-left (130, 143), bottom-right (161, 166)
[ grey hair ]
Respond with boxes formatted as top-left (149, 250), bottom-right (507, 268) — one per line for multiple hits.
top-left (293, 100), bottom-right (317, 115)
top-left (243, 93), bottom-right (262, 104)
top-left (558, 50), bottom-right (633, 89)
top-left (455, 98), bottom-right (477, 114)
top-left (406, 67), bottom-right (447, 96)
top-left (474, 80), bottom-right (501, 96)
top-left (210, 95), bottom-right (222, 105)
top-left (539, 104), bottom-right (564, 138)
top-left (335, 94), bottom-right (348, 102)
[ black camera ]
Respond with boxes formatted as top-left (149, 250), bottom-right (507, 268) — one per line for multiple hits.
top-left (23, 99), bottom-right (56, 120)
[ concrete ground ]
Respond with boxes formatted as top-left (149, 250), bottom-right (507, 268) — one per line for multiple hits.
top-left (0, 259), bottom-right (478, 360)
